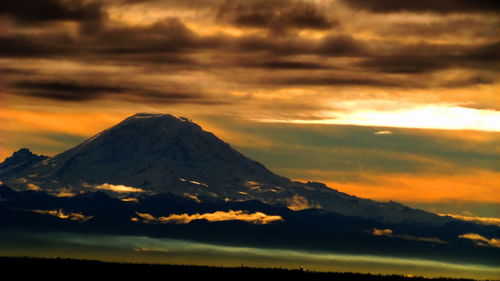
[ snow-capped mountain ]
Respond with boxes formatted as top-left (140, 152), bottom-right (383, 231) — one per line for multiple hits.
top-left (0, 113), bottom-right (447, 224)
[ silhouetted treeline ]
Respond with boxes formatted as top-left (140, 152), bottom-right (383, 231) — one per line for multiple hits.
top-left (0, 257), bottom-right (489, 280)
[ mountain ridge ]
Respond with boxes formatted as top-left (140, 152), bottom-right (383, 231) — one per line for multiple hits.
top-left (0, 113), bottom-right (448, 225)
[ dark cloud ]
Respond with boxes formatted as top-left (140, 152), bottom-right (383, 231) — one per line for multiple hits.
top-left (317, 35), bottom-right (368, 56)
top-left (11, 80), bottom-right (220, 105)
top-left (342, 0), bottom-right (500, 13)
top-left (1, 7), bottom-right (498, 96)
top-left (467, 41), bottom-right (500, 62)
top-left (14, 80), bottom-right (125, 101)
top-left (358, 41), bottom-right (500, 74)
top-left (440, 75), bottom-right (497, 88)
top-left (228, 35), bottom-right (312, 55)
top-left (217, 0), bottom-right (338, 34)
top-left (92, 17), bottom-right (201, 53)
top-left (120, 0), bottom-right (222, 8)
top-left (0, 0), bottom-right (106, 31)
top-left (358, 56), bottom-right (451, 74)
top-left (259, 61), bottom-right (327, 70)
top-left (376, 18), bottom-right (495, 38)
top-left (267, 75), bottom-right (400, 87)
top-left (0, 17), bottom-right (215, 59)
top-left (0, 35), bottom-right (72, 58)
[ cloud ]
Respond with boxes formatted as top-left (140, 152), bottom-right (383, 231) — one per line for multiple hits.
top-left (0, 35), bottom-right (71, 58)
top-left (358, 56), bottom-right (451, 74)
top-left (216, 0), bottom-right (337, 35)
top-left (14, 80), bottom-right (125, 101)
top-left (32, 208), bottom-right (93, 222)
top-left (356, 41), bottom-right (500, 75)
top-left (26, 183), bottom-right (41, 191)
top-left (372, 228), bottom-right (447, 244)
top-left (133, 210), bottom-right (283, 224)
top-left (0, 17), bottom-right (205, 59)
top-left (122, 197), bottom-right (139, 203)
top-left (10, 79), bottom-right (217, 105)
top-left (0, 0), bottom-right (106, 23)
top-left (438, 214), bottom-right (500, 227)
top-left (262, 102), bottom-right (500, 132)
top-left (94, 183), bottom-right (145, 193)
top-left (0, 0), bottom-right (107, 34)
top-left (267, 75), bottom-right (401, 87)
top-left (374, 130), bottom-right (393, 135)
top-left (459, 233), bottom-right (500, 248)
top-left (341, 0), bottom-right (500, 14)
top-left (287, 194), bottom-right (321, 211)
top-left (240, 60), bottom-right (328, 70)
top-left (317, 35), bottom-right (367, 57)
top-left (372, 228), bottom-right (393, 236)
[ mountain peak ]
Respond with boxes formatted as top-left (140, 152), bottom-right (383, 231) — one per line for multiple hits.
top-left (0, 113), bottom-right (450, 224)
top-left (0, 148), bottom-right (48, 172)
top-left (126, 113), bottom-right (192, 123)
top-left (113, 113), bottom-right (202, 134)
top-left (7, 113), bottom-right (283, 198)
top-left (12, 148), bottom-right (35, 157)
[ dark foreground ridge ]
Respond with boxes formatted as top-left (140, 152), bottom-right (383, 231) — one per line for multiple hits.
top-left (0, 257), bottom-right (489, 281)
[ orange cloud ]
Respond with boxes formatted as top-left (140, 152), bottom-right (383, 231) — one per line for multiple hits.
top-left (26, 183), bottom-right (41, 191)
top-left (133, 210), bottom-right (283, 225)
top-left (372, 228), bottom-right (393, 236)
top-left (93, 183), bottom-right (145, 193)
top-left (32, 209), bottom-right (93, 222)
top-left (459, 233), bottom-right (500, 248)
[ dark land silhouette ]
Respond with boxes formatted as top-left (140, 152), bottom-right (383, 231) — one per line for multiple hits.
top-left (0, 257), bottom-right (490, 281)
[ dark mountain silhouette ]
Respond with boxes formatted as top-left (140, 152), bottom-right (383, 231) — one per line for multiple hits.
top-left (0, 113), bottom-right (447, 224)
top-left (1, 184), bottom-right (499, 267)
top-left (0, 148), bottom-right (48, 175)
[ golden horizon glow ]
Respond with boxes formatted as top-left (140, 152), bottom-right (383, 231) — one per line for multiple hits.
top-left (315, 170), bottom-right (500, 204)
top-left (260, 103), bottom-right (500, 132)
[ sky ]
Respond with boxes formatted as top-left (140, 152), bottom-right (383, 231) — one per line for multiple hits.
top-left (0, 0), bottom-right (499, 218)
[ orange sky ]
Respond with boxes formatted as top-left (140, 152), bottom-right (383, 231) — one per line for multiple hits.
top-left (1, 0), bottom-right (499, 215)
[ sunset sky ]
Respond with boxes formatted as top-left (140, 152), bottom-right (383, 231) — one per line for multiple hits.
top-left (1, 0), bottom-right (499, 218)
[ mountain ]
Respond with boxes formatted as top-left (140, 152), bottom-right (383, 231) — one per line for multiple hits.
top-left (0, 148), bottom-right (48, 175)
top-left (0, 113), bottom-right (447, 224)
top-left (1, 184), bottom-right (499, 267)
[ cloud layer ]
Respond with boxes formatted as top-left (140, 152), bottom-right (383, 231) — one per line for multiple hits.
top-left (133, 210), bottom-right (283, 225)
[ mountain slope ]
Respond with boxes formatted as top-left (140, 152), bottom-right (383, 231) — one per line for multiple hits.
top-left (1, 184), bottom-right (498, 267)
top-left (0, 113), bottom-right (448, 225)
